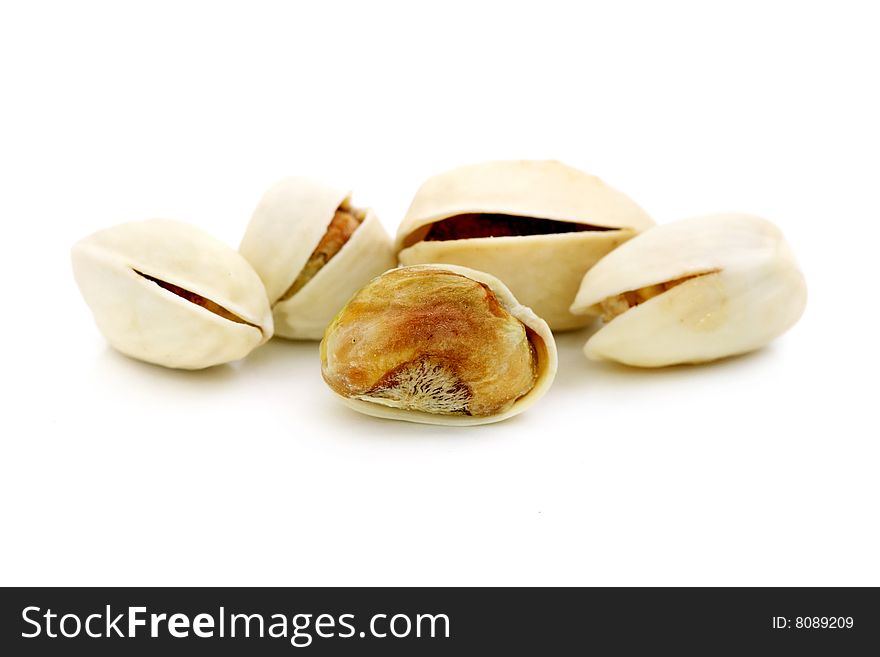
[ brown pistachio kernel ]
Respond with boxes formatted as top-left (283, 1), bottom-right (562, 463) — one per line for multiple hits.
top-left (320, 267), bottom-right (538, 417)
top-left (133, 270), bottom-right (258, 328)
top-left (422, 213), bottom-right (615, 241)
top-left (598, 273), bottom-right (715, 322)
top-left (280, 204), bottom-right (364, 301)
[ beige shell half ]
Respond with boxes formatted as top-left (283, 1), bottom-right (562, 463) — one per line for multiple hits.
top-left (71, 219), bottom-right (274, 369)
top-left (240, 177), bottom-right (397, 340)
top-left (396, 160), bottom-right (654, 330)
top-left (570, 213), bottom-right (808, 367)
top-left (321, 264), bottom-right (558, 426)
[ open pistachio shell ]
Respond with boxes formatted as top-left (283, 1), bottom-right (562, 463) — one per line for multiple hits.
top-left (396, 160), bottom-right (654, 331)
top-left (570, 213), bottom-right (807, 367)
top-left (72, 219), bottom-right (273, 369)
top-left (240, 177), bottom-right (397, 340)
top-left (320, 264), bottom-right (558, 426)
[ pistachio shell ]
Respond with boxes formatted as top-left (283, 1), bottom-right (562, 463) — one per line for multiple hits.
top-left (320, 264), bottom-right (558, 426)
top-left (396, 160), bottom-right (654, 330)
top-left (240, 177), bottom-right (397, 340)
top-left (72, 219), bottom-right (273, 369)
top-left (570, 213), bottom-right (807, 367)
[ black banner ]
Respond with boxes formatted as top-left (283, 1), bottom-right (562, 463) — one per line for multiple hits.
top-left (1, 587), bottom-right (876, 654)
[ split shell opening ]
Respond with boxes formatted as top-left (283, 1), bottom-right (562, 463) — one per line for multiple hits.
top-left (320, 264), bottom-right (558, 426)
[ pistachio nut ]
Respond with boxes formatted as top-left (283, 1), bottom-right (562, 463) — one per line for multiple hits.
top-left (320, 264), bottom-right (557, 425)
top-left (72, 219), bottom-right (274, 369)
top-left (395, 160), bottom-right (654, 331)
top-left (570, 213), bottom-right (807, 367)
top-left (239, 177), bottom-right (397, 340)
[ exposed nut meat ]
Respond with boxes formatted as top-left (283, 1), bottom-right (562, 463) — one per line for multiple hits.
top-left (599, 273), bottom-right (711, 322)
top-left (321, 267), bottom-right (539, 417)
top-left (281, 206), bottom-right (364, 301)
top-left (423, 213), bottom-right (615, 241)
top-left (134, 270), bottom-right (256, 327)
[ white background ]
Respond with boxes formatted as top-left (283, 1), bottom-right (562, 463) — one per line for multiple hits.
top-left (1, 0), bottom-right (877, 586)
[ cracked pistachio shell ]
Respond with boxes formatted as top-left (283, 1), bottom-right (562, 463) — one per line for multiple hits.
top-left (396, 160), bottom-right (654, 331)
top-left (239, 177), bottom-right (397, 340)
top-left (72, 219), bottom-right (274, 369)
top-left (320, 264), bottom-right (558, 426)
top-left (570, 213), bottom-right (807, 367)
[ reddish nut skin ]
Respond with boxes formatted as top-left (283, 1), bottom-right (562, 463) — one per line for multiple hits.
top-left (320, 267), bottom-right (538, 417)
top-left (423, 213), bottom-right (612, 240)
top-left (280, 206), bottom-right (364, 301)
top-left (598, 272), bottom-right (713, 321)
